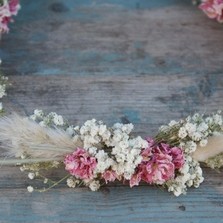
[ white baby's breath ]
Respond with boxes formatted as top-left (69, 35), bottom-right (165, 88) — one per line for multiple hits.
top-left (67, 177), bottom-right (79, 188)
top-left (27, 186), bottom-right (34, 193)
top-left (178, 127), bottom-right (187, 139)
top-left (88, 180), bottom-right (100, 191)
top-left (28, 172), bottom-right (35, 180)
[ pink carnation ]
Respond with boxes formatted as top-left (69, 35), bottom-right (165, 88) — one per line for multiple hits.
top-left (155, 143), bottom-right (185, 169)
top-left (141, 153), bottom-right (175, 184)
top-left (130, 138), bottom-right (185, 187)
top-left (64, 148), bottom-right (97, 180)
top-left (130, 172), bottom-right (142, 187)
top-left (199, 0), bottom-right (223, 23)
top-left (102, 170), bottom-right (117, 183)
top-left (169, 146), bottom-right (185, 169)
top-left (9, 0), bottom-right (20, 16)
top-left (0, 0), bottom-right (20, 33)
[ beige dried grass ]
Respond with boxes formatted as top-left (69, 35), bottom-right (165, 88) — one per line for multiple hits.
top-left (0, 114), bottom-right (82, 164)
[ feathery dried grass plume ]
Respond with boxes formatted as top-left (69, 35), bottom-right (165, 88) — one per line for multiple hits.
top-left (192, 134), bottom-right (223, 162)
top-left (0, 114), bottom-right (81, 162)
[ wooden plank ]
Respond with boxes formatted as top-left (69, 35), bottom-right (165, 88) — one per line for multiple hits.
top-left (0, 0), bottom-right (223, 76)
top-left (0, 184), bottom-right (222, 223)
top-left (3, 74), bottom-right (223, 136)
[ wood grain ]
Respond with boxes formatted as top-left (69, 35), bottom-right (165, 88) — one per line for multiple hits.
top-left (3, 74), bottom-right (223, 136)
top-left (0, 0), bottom-right (223, 76)
top-left (0, 181), bottom-right (222, 223)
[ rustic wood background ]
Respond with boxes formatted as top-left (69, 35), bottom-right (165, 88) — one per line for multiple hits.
top-left (0, 0), bottom-right (223, 222)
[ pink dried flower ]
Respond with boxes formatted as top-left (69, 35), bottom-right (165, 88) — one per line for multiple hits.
top-left (199, 0), bottom-right (223, 23)
top-left (64, 148), bottom-right (97, 180)
top-left (102, 170), bottom-right (117, 183)
top-left (130, 172), bottom-right (142, 187)
top-left (9, 0), bottom-right (20, 16)
top-left (140, 153), bottom-right (175, 184)
top-left (169, 146), bottom-right (185, 169)
top-left (130, 138), bottom-right (185, 187)
top-left (154, 143), bottom-right (185, 169)
top-left (0, 0), bottom-right (20, 33)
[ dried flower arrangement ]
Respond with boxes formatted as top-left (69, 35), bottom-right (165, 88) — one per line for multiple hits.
top-left (0, 110), bottom-right (222, 196)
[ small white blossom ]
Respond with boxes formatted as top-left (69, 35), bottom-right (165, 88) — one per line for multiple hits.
top-left (192, 132), bottom-right (202, 141)
top-left (168, 120), bottom-right (178, 127)
top-left (0, 85), bottom-right (6, 98)
top-left (27, 186), bottom-right (34, 193)
top-left (34, 109), bottom-right (44, 118)
top-left (67, 177), bottom-right (79, 188)
top-left (20, 166), bottom-right (25, 172)
top-left (20, 154), bottom-right (27, 159)
top-left (53, 115), bottom-right (64, 126)
top-left (213, 114), bottom-right (222, 125)
top-left (185, 123), bottom-right (196, 135)
top-left (178, 127), bottom-right (187, 139)
top-left (28, 172), bottom-right (35, 180)
top-left (184, 141), bottom-right (197, 153)
top-left (192, 113), bottom-right (200, 121)
top-left (88, 147), bottom-right (97, 155)
top-left (167, 156), bottom-right (204, 196)
top-left (199, 139), bottom-right (208, 147)
top-left (88, 180), bottom-right (100, 191)
top-left (197, 123), bottom-right (208, 133)
top-left (159, 125), bottom-right (169, 132)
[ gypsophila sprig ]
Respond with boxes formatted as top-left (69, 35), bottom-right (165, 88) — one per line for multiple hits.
top-left (0, 110), bottom-right (222, 196)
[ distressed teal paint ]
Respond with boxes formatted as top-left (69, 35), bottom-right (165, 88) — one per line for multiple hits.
top-left (0, 186), bottom-right (223, 223)
top-left (34, 67), bottom-right (62, 76)
top-left (30, 32), bottom-right (48, 42)
top-left (122, 109), bottom-right (140, 123)
top-left (0, 0), bottom-right (206, 77)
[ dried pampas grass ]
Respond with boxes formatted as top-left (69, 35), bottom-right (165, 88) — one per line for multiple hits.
top-left (192, 134), bottom-right (223, 162)
top-left (0, 114), bottom-right (81, 163)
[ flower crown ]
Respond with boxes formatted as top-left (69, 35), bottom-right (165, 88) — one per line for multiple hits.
top-left (0, 109), bottom-right (222, 196)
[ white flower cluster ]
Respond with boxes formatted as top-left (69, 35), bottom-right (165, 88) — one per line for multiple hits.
top-left (167, 155), bottom-right (204, 196)
top-left (160, 112), bottom-right (223, 155)
top-left (67, 176), bottom-right (100, 191)
top-left (29, 111), bottom-right (148, 191)
top-left (74, 119), bottom-right (148, 181)
top-left (109, 124), bottom-right (147, 180)
top-left (30, 109), bottom-right (67, 129)
top-left (159, 112), bottom-right (223, 196)
top-left (67, 177), bottom-right (80, 188)
top-left (26, 110), bottom-right (222, 195)
top-left (179, 112), bottom-right (222, 153)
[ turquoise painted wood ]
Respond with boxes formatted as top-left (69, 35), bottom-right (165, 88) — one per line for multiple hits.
top-left (0, 0), bottom-right (223, 222)
top-left (1, 0), bottom-right (223, 76)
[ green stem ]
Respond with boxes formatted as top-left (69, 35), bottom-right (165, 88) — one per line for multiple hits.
top-left (37, 174), bottom-right (70, 192)
top-left (37, 173), bottom-right (57, 184)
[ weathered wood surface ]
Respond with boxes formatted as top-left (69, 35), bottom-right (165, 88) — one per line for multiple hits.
top-left (0, 0), bottom-right (223, 222)
top-left (1, 0), bottom-right (223, 76)
top-left (3, 74), bottom-right (223, 136)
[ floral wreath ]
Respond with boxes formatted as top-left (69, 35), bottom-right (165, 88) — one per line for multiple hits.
top-left (0, 0), bottom-right (223, 197)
